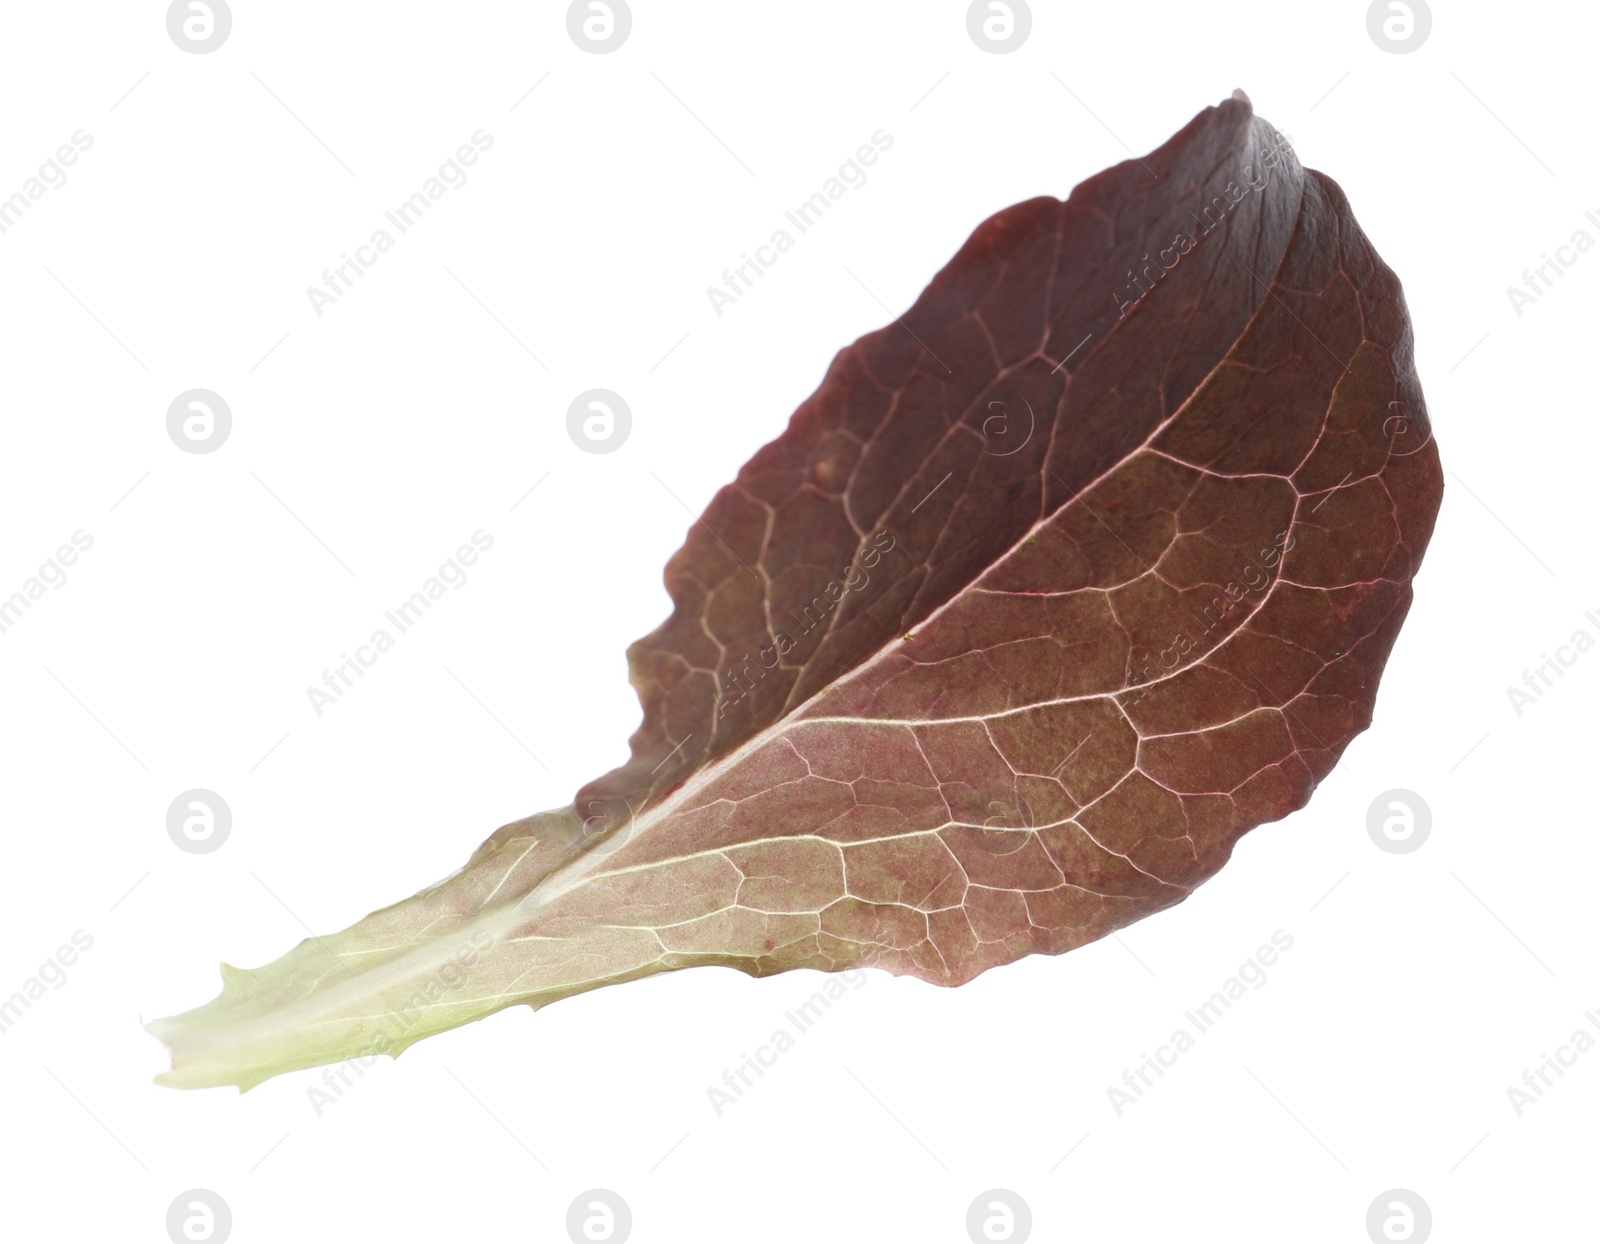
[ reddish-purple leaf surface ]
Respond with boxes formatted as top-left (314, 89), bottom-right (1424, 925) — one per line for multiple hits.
top-left (150, 93), bottom-right (1442, 1090)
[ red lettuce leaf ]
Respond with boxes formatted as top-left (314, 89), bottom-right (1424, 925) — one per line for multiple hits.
top-left (149, 92), bottom-right (1442, 1091)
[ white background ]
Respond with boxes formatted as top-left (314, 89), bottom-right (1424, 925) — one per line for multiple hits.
top-left (0, 2), bottom-right (1592, 1241)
